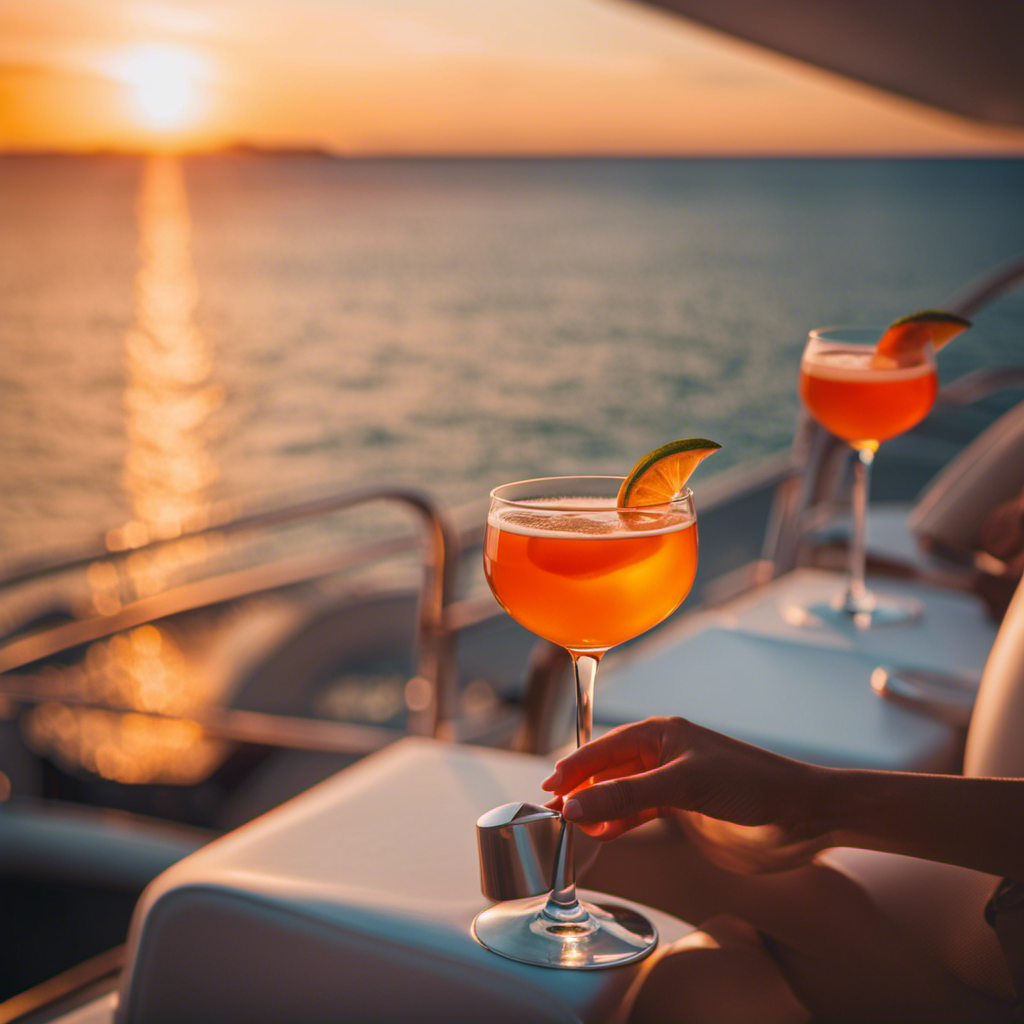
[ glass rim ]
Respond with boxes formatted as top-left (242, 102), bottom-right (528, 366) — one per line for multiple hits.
top-left (805, 325), bottom-right (936, 364)
top-left (808, 324), bottom-right (935, 348)
top-left (489, 475), bottom-right (694, 512)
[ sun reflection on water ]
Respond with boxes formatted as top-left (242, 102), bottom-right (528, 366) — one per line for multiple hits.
top-left (123, 155), bottom-right (224, 559)
top-left (26, 155), bottom-right (226, 785)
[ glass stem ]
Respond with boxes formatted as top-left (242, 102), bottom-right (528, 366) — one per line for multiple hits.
top-left (573, 652), bottom-right (598, 748)
top-left (543, 652), bottom-right (600, 922)
top-left (843, 446), bottom-right (875, 614)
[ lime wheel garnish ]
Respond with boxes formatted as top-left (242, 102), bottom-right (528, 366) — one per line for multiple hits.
top-left (616, 438), bottom-right (721, 508)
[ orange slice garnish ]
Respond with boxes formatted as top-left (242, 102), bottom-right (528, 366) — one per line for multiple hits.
top-left (872, 309), bottom-right (971, 368)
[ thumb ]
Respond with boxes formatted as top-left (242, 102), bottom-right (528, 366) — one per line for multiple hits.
top-left (562, 768), bottom-right (668, 824)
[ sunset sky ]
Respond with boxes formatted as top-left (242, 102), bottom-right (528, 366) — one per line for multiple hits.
top-left (3, 0), bottom-right (1024, 156)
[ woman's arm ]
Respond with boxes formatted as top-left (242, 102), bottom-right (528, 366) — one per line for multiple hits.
top-left (821, 767), bottom-right (1024, 880)
top-left (542, 716), bottom-right (1024, 879)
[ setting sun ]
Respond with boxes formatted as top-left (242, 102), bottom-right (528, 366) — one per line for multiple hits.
top-left (102, 43), bottom-right (212, 134)
top-left (1, 0), bottom-right (1023, 155)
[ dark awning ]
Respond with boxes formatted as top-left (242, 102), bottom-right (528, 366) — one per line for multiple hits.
top-left (634, 0), bottom-right (1024, 127)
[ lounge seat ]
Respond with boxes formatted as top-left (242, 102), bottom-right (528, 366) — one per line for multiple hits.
top-left (0, 803), bottom-right (212, 1005)
top-left (816, 573), bottom-right (1024, 1005)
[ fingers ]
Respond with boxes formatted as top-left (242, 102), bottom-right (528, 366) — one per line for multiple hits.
top-left (548, 786), bottom-right (660, 841)
top-left (579, 808), bottom-right (661, 841)
top-left (541, 718), bottom-right (668, 794)
top-left (562, 762), bottom-right (675, 826)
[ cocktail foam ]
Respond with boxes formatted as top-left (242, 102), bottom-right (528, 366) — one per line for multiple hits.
top-left (488, 497), bottom-right (693, 539)
top-left (801, 349), bottom-right (934, 382)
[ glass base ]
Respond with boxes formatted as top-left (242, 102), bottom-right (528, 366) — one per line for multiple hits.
top-left (473, 895), bottom-right (657, 970)
top-left (794, 590), bottom-right (922, 630)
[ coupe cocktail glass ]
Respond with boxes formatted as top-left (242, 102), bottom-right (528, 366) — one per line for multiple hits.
top-left (799, 326), bottom-right (938, 626)
top-left (473, 475), bottom-right (698, 968)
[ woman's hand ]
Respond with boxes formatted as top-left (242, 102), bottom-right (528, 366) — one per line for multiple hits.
top-left (542, 717), bottom-right (836, 871)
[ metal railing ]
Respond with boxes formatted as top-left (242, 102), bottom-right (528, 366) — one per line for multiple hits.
top-left (0, 483), bottom-right (462, 746)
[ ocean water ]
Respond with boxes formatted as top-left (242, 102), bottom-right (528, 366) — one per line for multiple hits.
top-left (2, 153), bottom-right (1023, 559)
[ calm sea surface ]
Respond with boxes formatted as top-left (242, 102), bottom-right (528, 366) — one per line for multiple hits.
top-left (2, 154), bottom-right (1023, 558)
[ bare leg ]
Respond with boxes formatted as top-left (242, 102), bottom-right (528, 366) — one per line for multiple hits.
top-left (629, 915), bottom-right (810, 1024)
top-left (583, 822), bottom-right (1015, 1024)
top-left (820, 847), bottom-right (1015, 1001)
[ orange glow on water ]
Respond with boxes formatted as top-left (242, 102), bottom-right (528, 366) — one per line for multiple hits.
top-left (23, 628), bottom-right (224, 785)
top-left (25, 155), bottom-right (226, 785)
top-left (123, 155), bottom-right (223, 554)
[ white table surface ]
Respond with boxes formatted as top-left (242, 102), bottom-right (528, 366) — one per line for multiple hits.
top-left (705, 568), bottom-right (996, 676)
top-left (597, 569), bottom-right (996, 770)
top-left (117, 738), bottom-right (695, 1024)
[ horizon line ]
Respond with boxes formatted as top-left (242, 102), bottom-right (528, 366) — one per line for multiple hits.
top-left (4, 144), bottom-right (1024, 161)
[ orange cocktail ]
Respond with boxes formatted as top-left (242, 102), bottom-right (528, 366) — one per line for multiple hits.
top-left (475, 475), bottom-right (699, 969)
top-left (485, 496), bottom-right (697, 652)
top-left (798, 326), bottom-right (938, 626)
top-left (799, 348), bottom-right (937, 452)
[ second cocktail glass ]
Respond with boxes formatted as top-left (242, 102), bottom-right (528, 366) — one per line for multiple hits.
top-left (473, 475), bottom-right (698, 969)
top-left (799, 325), bottom-right (938, 626)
